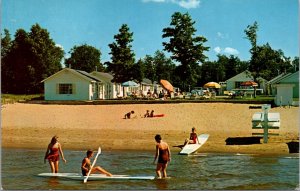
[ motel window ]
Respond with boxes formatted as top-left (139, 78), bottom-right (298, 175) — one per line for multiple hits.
top-left (58, 84), bottom-right (73, 94)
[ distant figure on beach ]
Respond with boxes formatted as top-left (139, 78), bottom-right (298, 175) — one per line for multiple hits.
top-left (184, 127), bottom-right (199, 146)
top-left (150, 110), bottom-right (154, 117)
top-left (124, 111), bottom-right (135, 119)
top-left (81, 149), bottom-right (112, 177)
top-left (153, 134), bottom-right (171, 179)
top-left (144, 110), bottom-right (150, 118)
top-left (44, 136), bottom-right (67, 173)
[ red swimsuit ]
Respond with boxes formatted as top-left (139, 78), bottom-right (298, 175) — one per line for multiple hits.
top-left (190, 133), bottom-right (197, 144)
top-left (46, 146), bottom-right (59, 162)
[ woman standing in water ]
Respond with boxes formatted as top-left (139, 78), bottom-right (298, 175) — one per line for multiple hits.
top-left (44, 136), bottom-right (67, 173)
top-left (153, 134), bottom-right (171, 179)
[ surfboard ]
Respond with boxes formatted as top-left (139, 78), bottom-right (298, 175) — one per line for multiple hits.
top-left (179, 134), bottom-right (209, 155)
top-left (38, 173), bottom-right (155, 180)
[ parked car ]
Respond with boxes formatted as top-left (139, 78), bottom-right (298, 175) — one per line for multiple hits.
top-left (191, 88), bottom-right (209, 96)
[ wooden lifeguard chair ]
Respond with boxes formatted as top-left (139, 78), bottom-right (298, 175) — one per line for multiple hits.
top-left (252, 104), bottom-right (280, 143)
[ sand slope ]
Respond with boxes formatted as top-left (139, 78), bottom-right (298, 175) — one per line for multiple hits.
top-left (2, 103), bottom-right (299, 154)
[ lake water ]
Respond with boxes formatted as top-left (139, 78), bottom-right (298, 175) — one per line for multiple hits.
top-left (1, 148), bottom-right (299, 190)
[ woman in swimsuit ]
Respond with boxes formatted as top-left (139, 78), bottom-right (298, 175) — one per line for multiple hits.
top-left (184, 127), bottom-right (199, 146)
top-left (81, 149), bottom-right (112, 177)
top-left (153, 134), bottom-right (171, 179)
top-left (44, 136), bottom-right (67, 173)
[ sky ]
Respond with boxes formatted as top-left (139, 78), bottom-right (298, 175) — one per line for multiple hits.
top-left (2, 0), bottom-right (299, 64)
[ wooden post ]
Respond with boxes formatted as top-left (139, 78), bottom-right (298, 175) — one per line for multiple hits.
top-left (262, 104), bottom-right (271, 143)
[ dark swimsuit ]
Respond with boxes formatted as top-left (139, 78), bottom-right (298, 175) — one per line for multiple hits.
top-left (46, 146), bottom-right (59, 162)
top-left (81, 158), bottom-right (91, 176)
top-left (158, 148), bottom-right (169, 164)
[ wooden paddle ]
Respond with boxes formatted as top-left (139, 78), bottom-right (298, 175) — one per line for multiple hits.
top-left (83, 147), bottom-right (101, 183)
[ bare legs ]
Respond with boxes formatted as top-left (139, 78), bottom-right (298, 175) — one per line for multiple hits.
top-left (156, 163), bottom-right (168, 178)
top-left (91, 166), bottom-right (112, 176)
top-left (48, 161), bottom-right (59, 173)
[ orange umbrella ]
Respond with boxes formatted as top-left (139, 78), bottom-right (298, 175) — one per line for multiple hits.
top-left (160, 79), bottom-right (174, 92)
top-left (241, 81), bottom-right (258, 87)
top-left (204, 82), bottom-right (221, 88)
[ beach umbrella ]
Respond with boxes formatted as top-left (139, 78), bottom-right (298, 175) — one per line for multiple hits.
top-left (241, 81), bottom-right (258, 87)
top-left (203, 82), bottom-right (221, 88)
top-left (160, 79), bottom-right (174, 92)
top-left (121, 81), bottom-right (139, 87)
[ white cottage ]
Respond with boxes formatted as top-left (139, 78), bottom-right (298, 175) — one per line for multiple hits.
top-left (90, 71), bottom-right (123, 99)
top-left (42, 68), bottom-right (101, 101)
top-left (225, 70), bottom-right (266, 94)
top-left (273, 71), bottom-right (299, 106)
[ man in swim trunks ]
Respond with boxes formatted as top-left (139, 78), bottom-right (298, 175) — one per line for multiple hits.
top-left (153, 134), bottom-right (171, 179)
top-left (81, 149), bottom-right (112, 177)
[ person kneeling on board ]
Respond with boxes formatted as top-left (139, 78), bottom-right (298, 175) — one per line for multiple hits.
top-left (184, 127), bottom-right (199, 146)
top-left (81, 149), bottom-right (112, 177)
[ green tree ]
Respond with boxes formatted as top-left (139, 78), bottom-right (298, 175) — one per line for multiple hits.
top-left (132, 59), bottom-right (145, 83)
top-left (1, 29), bottom-right (12, 93)
top-left (216, 54), bottom-right (249, 80)
top-left (162, 12), bottom-right (209, 90)
top-left (108, 24), bottom-right (135, 83)
top-left (65, 44), bottom-right (103, 72)
top-left (143, 55), bottom-right (156, 83)
top-left (3, 24), bottom-right (64, 94)
top-left (153, 50), bottom-right (175, 83)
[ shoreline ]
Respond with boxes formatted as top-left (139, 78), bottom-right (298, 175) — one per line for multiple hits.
top-left (2, 103), bottom-right (299, 155)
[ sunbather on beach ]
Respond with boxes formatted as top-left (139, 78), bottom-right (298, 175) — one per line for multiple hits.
top-left (144, 110), bottom-right (150, 118)
top-left (149, 110), bottom-right (154, 117)
top-left (124, 111), bottom-right (134, 119)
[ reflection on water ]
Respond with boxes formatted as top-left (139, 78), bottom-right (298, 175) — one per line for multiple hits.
top-left (2, 148), bottom-right (299, 190)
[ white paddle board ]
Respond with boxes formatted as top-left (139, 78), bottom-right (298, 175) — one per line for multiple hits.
top-left (38, 173), bottom-right (155, 180)
top-left (179, 134), bottom-right (209, 155)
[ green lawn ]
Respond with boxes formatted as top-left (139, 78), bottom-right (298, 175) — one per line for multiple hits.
top-left (1, 94), bottom-right (43, 104)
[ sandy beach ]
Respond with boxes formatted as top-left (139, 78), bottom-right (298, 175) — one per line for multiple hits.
top-left (1, 102), bottom-right (299, 154)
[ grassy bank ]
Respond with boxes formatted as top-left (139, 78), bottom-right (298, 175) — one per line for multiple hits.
top-left (1, 94), bottom-right (43, 105)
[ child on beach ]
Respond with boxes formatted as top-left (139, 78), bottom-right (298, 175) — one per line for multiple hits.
top-left (153, 134), bottom-right (171, 179)
top-left (144, 110), bottom-right (150, 118)
top-left (81, 149), bottom-right (112, 177)
top-left (44, 136), bottom-right (67, 173)
top-left (124, 111), bottom-right (135, 119)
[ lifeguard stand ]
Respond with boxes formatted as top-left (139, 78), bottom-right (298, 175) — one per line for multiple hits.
top-left (252, 104), bottom-right (280, 143)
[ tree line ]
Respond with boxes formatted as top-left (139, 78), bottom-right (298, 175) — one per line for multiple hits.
top-left (1, 12), bottom-right (298, 94)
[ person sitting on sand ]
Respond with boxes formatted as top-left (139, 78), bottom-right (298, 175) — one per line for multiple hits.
top-left (184, 127), bottom-right (199, 145)
top-left (81, 149), bottom-right (112, 177)
top-left (144, 110), bottom-right (150, 118)
top-left (149, 110), bottom-right (154, 117)
top-left (124, 111), bottom-right (135, 119)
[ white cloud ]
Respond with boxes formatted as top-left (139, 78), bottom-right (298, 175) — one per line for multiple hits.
top-left (142, 0), bottom-right (200, 9)
top-left (176, 0), bottom-right (200, 9)
top-left (224, 47), bottom-right (239, 55)
top-left (213, 46), bottom-right (239, 55)
top-left (55, 44), bottom-right (64, 50)
top-left (217, 32), bottom-right (224, 39)
top-left (214, 46), bottom-right (221, 54)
